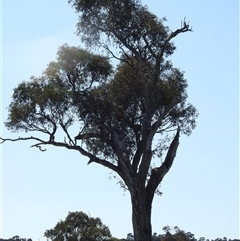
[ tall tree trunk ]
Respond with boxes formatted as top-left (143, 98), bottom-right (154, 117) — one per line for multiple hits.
top-left (131, 189), bottom-right (152, 241)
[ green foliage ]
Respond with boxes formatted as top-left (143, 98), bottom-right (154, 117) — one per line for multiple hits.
top-left (44, 211), bottom-right (112, 241)
top-left (5, 76), bottom-right (72, 133)
top-left (5, 44), bottom-right (112, 140)
top-left (5, 40), bottom-right (197, 158)
top-left (68, 0), bottom-right (175, 58)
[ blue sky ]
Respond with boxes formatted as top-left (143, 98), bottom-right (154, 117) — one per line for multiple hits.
top-left (1, 0), bottom-right (239, 240)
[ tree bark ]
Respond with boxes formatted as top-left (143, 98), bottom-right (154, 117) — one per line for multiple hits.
top-left (130, 129), bottom-right (180, 241)
top-left (130, 188), bottom-right (152, 241)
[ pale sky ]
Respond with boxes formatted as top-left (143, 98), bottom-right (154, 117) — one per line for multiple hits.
top-left (1, 0), bottom-right (239, 240)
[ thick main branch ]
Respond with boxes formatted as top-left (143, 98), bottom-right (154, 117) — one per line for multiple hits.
top-left (145, 128), bottom-right (180, 204)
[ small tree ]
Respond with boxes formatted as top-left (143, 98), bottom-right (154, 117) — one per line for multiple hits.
top-left (1, 1), bottom-right (198, 241)
top-left (44, 211), bottom-right (112, 241)
top-left (162, 226), bottom-right (195, 241)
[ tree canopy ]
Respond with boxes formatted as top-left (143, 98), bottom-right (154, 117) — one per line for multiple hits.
top-left (44, 211), bottom-right (112, 241)
top-left (1, 1), bottom-right (198, 241)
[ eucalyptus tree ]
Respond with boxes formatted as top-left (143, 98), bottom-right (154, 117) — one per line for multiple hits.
top-left (1, 1), bottom-right (198, 241)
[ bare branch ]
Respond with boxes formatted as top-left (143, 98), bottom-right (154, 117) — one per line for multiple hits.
top-left (156, 18), bottom-right (192, 63)
top-left (170, 18), bottom-right (192, 39)
top-left (32, 144), bottom-right (47, 152)
top-left (0, 136), bottom-right (46, 144)
top-left (100, 43), bottom-right (125, 62)
top-left (0, 135), bottom-right (121, 176)
top-left (59, 121), bottom-right (74, 146)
